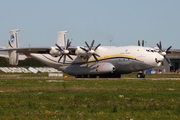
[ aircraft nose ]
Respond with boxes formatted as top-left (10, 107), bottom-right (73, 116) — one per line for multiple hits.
top-left (156, 54), bottom-right (164, 63)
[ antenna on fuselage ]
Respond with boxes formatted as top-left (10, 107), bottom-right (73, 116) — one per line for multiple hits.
top-left (109, 40), bottom-right (113, 46)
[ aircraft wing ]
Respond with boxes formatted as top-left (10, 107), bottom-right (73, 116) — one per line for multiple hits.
top-left (0, 46), bottom-right (77, 55)
top-left (0, 47), bottom-right (51, 53)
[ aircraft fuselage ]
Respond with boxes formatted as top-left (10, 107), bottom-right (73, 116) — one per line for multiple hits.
top-left (30, 45), bottom-right (163, 78)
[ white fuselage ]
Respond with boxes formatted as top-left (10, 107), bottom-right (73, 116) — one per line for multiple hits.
top-left (30, 45), bottom-right (164, 75)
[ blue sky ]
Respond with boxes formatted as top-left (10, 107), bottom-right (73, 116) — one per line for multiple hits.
top-left (0, 0), bottom-right (180, 48)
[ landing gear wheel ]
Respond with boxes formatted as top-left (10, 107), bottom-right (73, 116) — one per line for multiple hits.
top-left (137, 73), bottom-right (145, 78)
top-left (99, 73), bottom-right (121, 78)
top-left (75, 75), bottom-right (82, 78)
top-left (75, 74), bottom-right (97, 78)
top-left (88, 75), bottom-right (97, 78)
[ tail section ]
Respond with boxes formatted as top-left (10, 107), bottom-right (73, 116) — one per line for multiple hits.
top-left (8, 29), bottom-right (20, 65)
top-left (57, 30), bottom-right (68, 46)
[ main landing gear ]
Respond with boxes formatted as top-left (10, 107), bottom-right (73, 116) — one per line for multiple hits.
top-left (75, 74), bottom-right (97, 78)
top-left (75, 73), bottom-right (121, 78)
top-left (99, 73), bottom-right (121, 78)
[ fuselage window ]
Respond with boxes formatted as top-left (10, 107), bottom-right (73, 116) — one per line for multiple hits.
top-left (146, 49), bottom-right (155, 52)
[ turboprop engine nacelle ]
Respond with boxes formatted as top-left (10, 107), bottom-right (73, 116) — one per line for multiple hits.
top-left (49, 47), bottom-right (61, 57)
top-left (8, 29), bottom-right (20, 65)
top-left (60, 62), bottom-right (116, 75)
top-left (75, 46), bottom-right (87, 57)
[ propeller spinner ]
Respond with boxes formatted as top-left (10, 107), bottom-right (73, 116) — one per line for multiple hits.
top-left (80, 40), bottom-right (101, 62)
top-left (156, 41), bottom-right (172, 65)
top-left (55, 39), bottom-right (73, 64)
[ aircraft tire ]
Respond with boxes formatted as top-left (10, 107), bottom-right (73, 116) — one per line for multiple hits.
top-left (88, 75), bottom-right (97, 78)
top-left (82, 74), bottom-right (88, 78)
top-left (75, 75), bottom-right (82, 78)
top-left (99, 73), bottom-right (121, 78)
top-left (137, 73), bottom-right (145, 78)
top-left (75, 74), bottom-right (97, 78)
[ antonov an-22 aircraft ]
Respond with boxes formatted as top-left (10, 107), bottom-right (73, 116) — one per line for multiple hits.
top-left (0, 29), bottom-right (172, 78)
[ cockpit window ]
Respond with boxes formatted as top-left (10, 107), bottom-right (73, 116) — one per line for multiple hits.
top-left (146, 49), bottom-right (156, 52)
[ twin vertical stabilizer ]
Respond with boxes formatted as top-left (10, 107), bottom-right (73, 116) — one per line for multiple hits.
top-left (7, 29), bottom-right (68, 65)
top-left (57, 30), bottom-right (68, 46)
top-left (8, 29), bottom-right (20, 65)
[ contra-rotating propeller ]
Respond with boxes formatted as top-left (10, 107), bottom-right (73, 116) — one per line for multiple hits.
top-left (138, 39), bottom-right (145, 46)
top-left (55, 39), bottom-right (73, 64)
top-left (80, 40), bottom-right (101, 62)
top-left (156, 41), bottom-right (172, 65)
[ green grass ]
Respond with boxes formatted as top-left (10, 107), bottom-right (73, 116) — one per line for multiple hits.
top-left (0, 76), bottom-right (180, 120)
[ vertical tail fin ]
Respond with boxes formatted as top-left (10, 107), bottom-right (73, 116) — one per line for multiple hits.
top-left (8, 29), bottom-right (20, 48)
top-left (57, 30), bottom-right (68, 46)
top-left (8, 29), bottom-right (20, 65)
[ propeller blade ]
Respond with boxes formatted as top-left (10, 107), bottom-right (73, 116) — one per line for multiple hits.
top-left (85, 41), bottom-right (90, 49)
top-left (55, 43), bottom-right (63, 51)
top-left (155, 41), bottom-right (171, 67)
top-left (138, 40), bottom-right (140, 46)
top-left (66, 39), bottom-right (69, 49)
top-left (84, 55), bottom-right (89, 63)
top-left (156, 43), bottom-right (162, 51)
top-left (66, 39), bottom-right (72, 49)
top-left (69, 51), bottom-right (75, 55)
top-left (161, 61), bottom-right (164, 67)
top-left (63, 55), bottom-right (66, 64)
top-left (142, 40), bottom-right (144, 46)
top-left (58, 55), bottom-right (64, 62)
top-left (94, 43), bottom-right (101, 51)
top-left (166, 51), bottom-right (171, 54)
top-left (82, 40), bottom-right (101, 63)
top-left (94, 53), bottom-right (100, 57)
top-left (166, 46), bottom-right (172, 53)
top-left (90, 40), bottom-right (95, 49)
top-left (67, 54), bottom-right (73, 60)
top-left (164, 56), bottom-right (170, 64)
top-left (93, 54), bottom-right (98, 62)
top-left (159, 41), bottom-right (162, 50)
top-left (80, 47), bottom-right (88, 52)
top-left (55, 39), bottom-right (73, 64)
